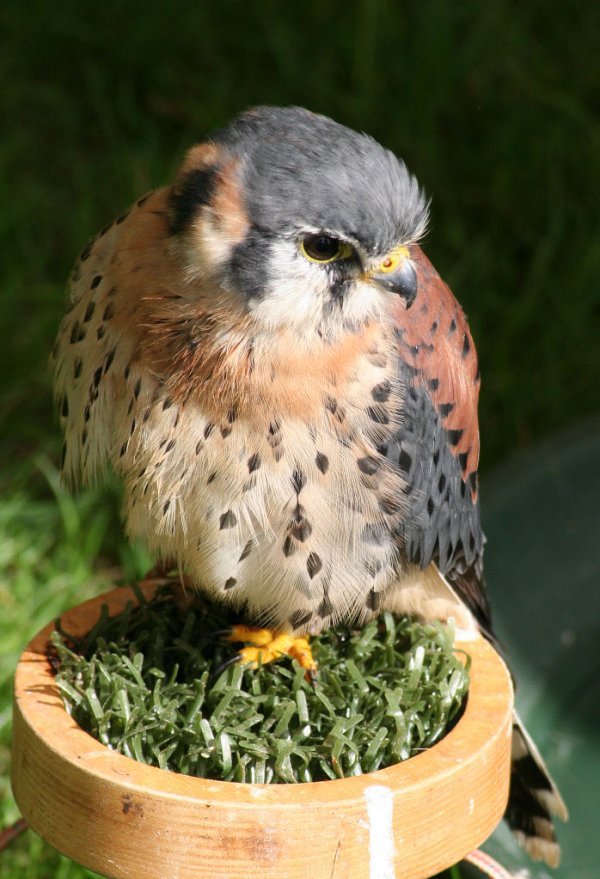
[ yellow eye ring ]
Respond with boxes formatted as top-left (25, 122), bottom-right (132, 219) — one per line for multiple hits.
top-left (300, 235), bottom-right (353, 264)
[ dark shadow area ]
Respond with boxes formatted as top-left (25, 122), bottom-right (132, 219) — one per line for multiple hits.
top-left (482, 415), bottom-right (600, 877)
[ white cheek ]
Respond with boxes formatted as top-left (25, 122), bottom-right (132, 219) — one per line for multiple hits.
top-left (342, 280), bottom-right (387, 324)
top-left (247, 241), bottom-right (386, 336)
top-left (247, 241), bottom-right (330, 332)
top-left (178, 209), bottom-right (233, 284)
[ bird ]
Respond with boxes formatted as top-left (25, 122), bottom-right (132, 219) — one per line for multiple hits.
top-left (52, 105), bottom-right (567, 866)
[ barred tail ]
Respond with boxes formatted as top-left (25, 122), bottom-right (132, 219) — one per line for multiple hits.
top-left (506, 711), bottom-right (568, 868)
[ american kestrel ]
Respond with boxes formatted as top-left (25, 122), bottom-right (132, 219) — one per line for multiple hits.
top-left (52, 106), bottom-right (566, 865)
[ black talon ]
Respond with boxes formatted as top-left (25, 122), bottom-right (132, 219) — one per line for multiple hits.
top-left (213, 628), bottom-right (234, 639)
top-left (211, 652), bottom-right (242, 680)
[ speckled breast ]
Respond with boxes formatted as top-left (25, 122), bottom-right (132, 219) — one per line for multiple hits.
top-left (120, 338), bottom-right (409, 634)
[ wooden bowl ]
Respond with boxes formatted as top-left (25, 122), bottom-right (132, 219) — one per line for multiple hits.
top-left (12, 581), bottom-right (513, 879)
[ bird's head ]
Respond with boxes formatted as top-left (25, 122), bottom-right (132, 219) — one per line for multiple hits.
top-left (168, 106), bottom-right (429, 342)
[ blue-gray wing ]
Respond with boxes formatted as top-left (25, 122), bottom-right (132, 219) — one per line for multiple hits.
top-left (384, 246), bottom-right (491, 630)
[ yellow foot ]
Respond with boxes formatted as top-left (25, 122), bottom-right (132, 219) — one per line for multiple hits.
top-left (222, 625), bottom-right (317, 681)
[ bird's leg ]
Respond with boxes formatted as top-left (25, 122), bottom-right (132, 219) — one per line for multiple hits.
top-left (143, 558), bottom-right (178, 580)
top-left (221, 625), bottom-right (317, 681)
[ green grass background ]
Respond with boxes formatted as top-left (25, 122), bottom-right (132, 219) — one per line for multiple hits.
top-left (1, 0), bottom-right (598, 875)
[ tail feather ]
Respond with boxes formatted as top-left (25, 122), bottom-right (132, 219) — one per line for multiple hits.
top-left (416, 567), bottom-right (568, 867)
top-left (506, 712), bottom-right (568, 868)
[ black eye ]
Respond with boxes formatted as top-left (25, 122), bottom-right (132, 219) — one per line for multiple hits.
top-left (301, 234), bottom-right (348, 263)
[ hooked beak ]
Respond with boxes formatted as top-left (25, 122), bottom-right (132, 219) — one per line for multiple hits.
top-left (369, 246), bottom-right (418, 308)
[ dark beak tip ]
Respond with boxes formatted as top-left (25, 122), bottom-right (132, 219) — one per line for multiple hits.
top-left (374, 262), bottom-right (418, 307)
top-left (400, 282), bottom-right (418, 309)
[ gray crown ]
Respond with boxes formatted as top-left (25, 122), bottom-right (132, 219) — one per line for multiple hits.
top-left (212, 106), bottom-right (429, 255)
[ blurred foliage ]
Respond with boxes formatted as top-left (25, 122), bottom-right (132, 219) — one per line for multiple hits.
top-left (1, 0), bottom-right (598, 477)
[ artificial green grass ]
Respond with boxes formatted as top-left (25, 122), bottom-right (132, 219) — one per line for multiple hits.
top-left (52, 584), bottom-right (470, 784)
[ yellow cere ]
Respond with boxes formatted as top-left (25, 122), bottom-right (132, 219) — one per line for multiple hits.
top-left (378, 245), bottom-right (409, 274)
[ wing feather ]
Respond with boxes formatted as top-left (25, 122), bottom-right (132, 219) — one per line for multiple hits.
top-left (387, 246), bottom-right (491, 630)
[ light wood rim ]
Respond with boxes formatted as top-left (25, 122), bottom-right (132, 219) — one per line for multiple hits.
top-left (12, 580), bottom-right (514, 879)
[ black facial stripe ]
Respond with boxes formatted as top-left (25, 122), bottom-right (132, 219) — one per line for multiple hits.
top-left (168, 167), bottom-right (218, 235)
top-left (226, 228), bottom-right (271, 299)
top-left (330, 278), bottom-right (351, 302)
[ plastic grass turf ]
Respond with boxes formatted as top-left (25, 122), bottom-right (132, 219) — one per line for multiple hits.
top-left (52, 582), bottom-right (470, 783)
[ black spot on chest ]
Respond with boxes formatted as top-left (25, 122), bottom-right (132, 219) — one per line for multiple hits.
top-left (83, 301), bottom-right (96, 322)
top-left (219, 510), bottom-right (237, 529)
top-left (248, 453), bottom-right (261, 472)
top-left (315, 452), bottom-right (329, 474)
top-left (371, 380), bottom-right (391, 402)
top-left (357, 456), bottom-right (380, 475)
